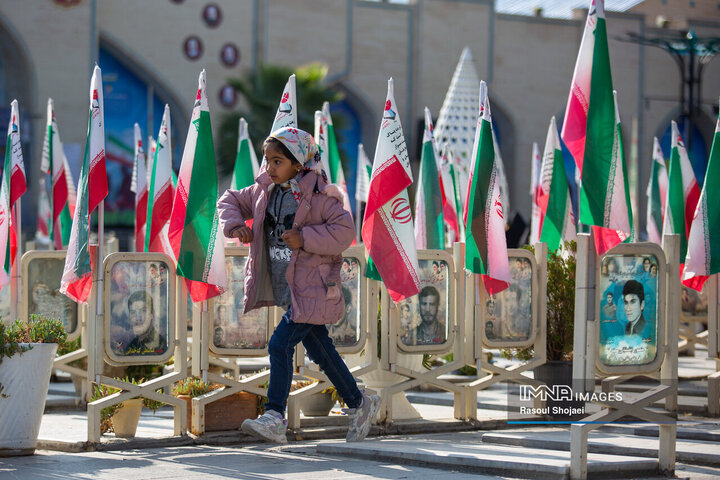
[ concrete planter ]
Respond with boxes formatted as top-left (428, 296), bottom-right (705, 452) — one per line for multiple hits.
top-left (299, 391), bottom-right (335, 416)
top-left (0, 343), bottom-right (58, 456)
top-left (111, 398), bottom-right (143, 438)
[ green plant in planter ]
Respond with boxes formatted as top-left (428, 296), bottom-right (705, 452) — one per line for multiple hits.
top-left (91, 384), bottom-right (122, 434)
top-left (171, 377), bottom-right (219, 397)
top-left (0, 315), bottom-right (68, 363)
top-left (502, 241), bottom-right (577, 362)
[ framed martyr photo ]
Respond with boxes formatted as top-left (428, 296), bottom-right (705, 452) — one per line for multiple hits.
top-left (22, 251), bottom-right (81, 340)
top-left (596, 243), bottom-right (666, 375)
top-left (480, 250), bottom-right (537, 349)
top-left (104, 253), bottom-right (176, 365)
top-left (328, 247), bottom-right (367, 354)
top-left (396, 250), bottom-right (455, 354)
top-left (209, 247), bottom-right (270, 356)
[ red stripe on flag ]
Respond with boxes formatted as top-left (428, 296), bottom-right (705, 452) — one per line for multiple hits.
top-left (135, 192), bottom-right (148, 252)
top-left (562, 88), bottom-right (588, 171)
top-left (88, 149), bottom-right (108, 213)
top-left (186, 278), bottom-right (222, 303)
top-left (684, 186), bottom-right (701, 239)
top-left (481, 274), bottom-right (510, 296)
top-left (148, 184), bottom-right (174, 252)
top-left (362, 209), bottom-right (420, 302)
top-left (168, 180), bottom-right (189, 260)
top-left (363, 157), bottom-right (411, 220)
top-left (63, 245), bottom-right (97, 304)
top-left (9, 169), bottom-right (27, 207)
top-left (591, 225), bottom-right (623, 256)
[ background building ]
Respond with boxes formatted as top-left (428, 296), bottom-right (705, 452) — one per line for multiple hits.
top-left (1, 0), bottom-right (719, 243)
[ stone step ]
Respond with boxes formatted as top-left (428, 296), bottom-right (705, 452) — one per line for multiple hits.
top-left (481, 428), bottom-right (720, 467)
top-left (598, 422), bottom-right (720, 443)
top-left (316, 432), bottom-right (658, 479)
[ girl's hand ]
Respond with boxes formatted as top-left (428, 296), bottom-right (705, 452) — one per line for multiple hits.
top-left (281, 230), bottom-right (303, 249)
top-left (233, 225), bottom-right (254, 243)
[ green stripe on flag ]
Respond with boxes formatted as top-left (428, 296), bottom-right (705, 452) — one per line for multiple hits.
top-left (233, 139), bottom-right (255, 190)
top-left (177, 110), bottom-right (218, 281)
top-left (540, 147), bottom-right (567, 252)
top-left (580, 17), bottom-right (615, 227)
top-left (708, 130), bottom-right (720, 273)
top-left (419, 140), bottom-right (444, 250)
top-left (465, 119), bottom-right (494, 274)
top-left (668, 144), bottom-right (687, 260)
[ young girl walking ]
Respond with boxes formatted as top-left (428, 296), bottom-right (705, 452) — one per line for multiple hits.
top-left (218, 127), bottom-right (380, 444)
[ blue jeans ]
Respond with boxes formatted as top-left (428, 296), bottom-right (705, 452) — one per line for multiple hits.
top-left (265, 306), bottom-right (363, 415)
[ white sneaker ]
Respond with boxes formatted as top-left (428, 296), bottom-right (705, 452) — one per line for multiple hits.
top-left (343, 393), bottom-right (380, 442)
top-left (241, 410), bottom-right (288, 444)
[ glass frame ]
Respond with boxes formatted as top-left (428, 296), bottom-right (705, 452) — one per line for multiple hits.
top-left (395, 249), bottom-right (455, 354)
top-left (103, 252), bottom-right (176, 365)
top-left (208, 247), bottom-right (271, 356)
top-left (595, 243), bottom-right (667, 375)
top-left (331, 246), bottom-right (368, 355)
top-left (479, 249), bottom-right (538, 349)
top-left (21, 250), bottom-right (81, 341)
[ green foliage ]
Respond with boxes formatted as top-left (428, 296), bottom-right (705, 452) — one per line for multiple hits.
top-left (503, 241), bottom-right (577, 362)
top-left (0, 315), bottom-right (68, 364)
top-left (171, 377), bottom-right (218, 397)
top-left (218, 62), bottom-right (345, 177)
top-left (117, 376), bottom-right (166, 413)
top-left (57, 336), bottom-right (81, 356)
top-left (91, 384), bottom-right (121, 434)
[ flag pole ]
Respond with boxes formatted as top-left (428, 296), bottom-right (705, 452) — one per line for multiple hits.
top-left (355, 198), bottom-right (362, 243)
top-left (10, 202), bottom-right (20, 320)
top-left (96, 201), bottom-right (104, 318)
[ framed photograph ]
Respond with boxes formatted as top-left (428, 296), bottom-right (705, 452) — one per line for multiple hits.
top-left (480, 250), bottom-right (537, 348)
top-left (0, 282), bottom-right (10, 325)
top-left (680, 284), bottom-right (708, 324)
top-left (327, 249), bottom-right (367, 354)
top-left (396, 250), bottom-right (455, 353)
top-left (104, 253), bottom-right (176, 365)
top-left (209, 248), bottom-right (270, 355)
top-left (22, 251), bottom-right (80, 340)
top-left (596, 243), bottom-right (666, 375)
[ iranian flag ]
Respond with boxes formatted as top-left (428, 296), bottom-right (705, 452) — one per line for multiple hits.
top-left (231, 117), bottom-right (259, 190)
top-left (361, 78), bottom-right (420, 302)
top-left (683, 102), bottom-right (720, 291)
top-left (539, 116), bottom-right (576, 252)
top-left (130, 123), bottom-right (148, 252)
top-left (41, 98), bottom-right (76, 249)
top-left (662, 121), bottom-right (700, 264)
top-left (0, 100), bottom-right (27, 287)
top-left (145, 105), bottom-right (174, 256)
top-left (168, 70), bottom-right (227, 302)
top-left (445, 147), bottom-right (466, 242)
top-left (316, 105), bottom-right (353, 221)
top-left (438, 146), bottom-right (460, 244)
top-left (60, 66), bottom-right (108, 303)
top-left (37, 180), bottom-right (51, 239)
top-left (646, 136), bottom-right (668, 244)
top-left (464, 81), bottom-right (510, 294)
top-left (529, 141), bottom-right (544, 245)
top-left (561, 0), bottom-right (632, 255)
top-left (414, 107), bottom-right (445, 250)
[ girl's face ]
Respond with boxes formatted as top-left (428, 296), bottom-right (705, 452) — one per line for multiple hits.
top-left (265, 142), bottom-right (300, 185)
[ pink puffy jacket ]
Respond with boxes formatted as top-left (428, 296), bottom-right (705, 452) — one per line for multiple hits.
top-left (217, 171), bottom-right (354, 325)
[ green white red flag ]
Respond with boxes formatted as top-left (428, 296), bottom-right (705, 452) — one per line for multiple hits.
top-left (0, 100), bottom-right (27, 288)
top-left (37, 179), bottom-right (51, 239)
top-left (414, 107), bottom-right (445, 250)
top-left (41, 98), bottom-right (76, 250)
top-left (438, 145), bottom-right (460, 244)
top-left (145, 105), bottom-right (174, 256)
top-left (683, 102), bottom-right (720, 291)
top-left (663, 120), bottom-right (700, 264)
top-left (529, 141), bottom-right (544, 245)
top-left (361, 79), bottom-right (420, 302)
top-left (315, 109), bottom-right (332, 177)
top-left (645, 136), bottom-right (668, 244)
top-left (60, 66), bottom-right (108, 303)
top-left (560, 0), bottom-right (633, 255)
top-left (539, 116), bottom-right (576, 252)
top-left (231, 117), bottom-right (259, 190)
top-left (464, 81), bottom-right (510, 294)
top-left (168, 70), bottom-right (227, 302)
top-left (130, 123), bottom-right (148, 252)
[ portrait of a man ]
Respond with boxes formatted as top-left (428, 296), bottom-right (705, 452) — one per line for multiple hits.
top-left (501, 284), bottom-right (531, 341)
top-left (328, 285), bottom-right (358, 347)
top-left (415, 285), bottom-right (446, 345)
top-left (602, 292), bottom-right (617, 321)
top-left (623, 280), bottom-right (648, 337)
top-left (125, 290), bottom-right (167, 355)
